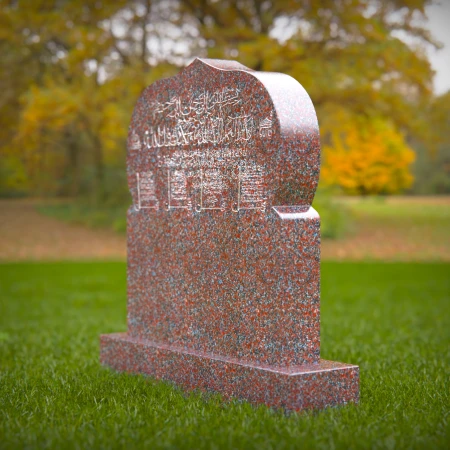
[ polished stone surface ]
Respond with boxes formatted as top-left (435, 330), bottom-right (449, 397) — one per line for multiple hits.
top-left (100, 58), bottom-right (359, 411)
top-left (102, 333), bottom-right (359, 411)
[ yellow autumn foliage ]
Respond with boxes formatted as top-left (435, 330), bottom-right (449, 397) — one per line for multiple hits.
top-left (321, 118), bottom-right (415, 195)
top-left (0, 0), bottom-right (437, 199)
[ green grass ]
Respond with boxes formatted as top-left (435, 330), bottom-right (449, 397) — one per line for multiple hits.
top-left (312, 190), bottom-right (349, 239)
top-left (340, 197), bottom-right (450, 221)
top-left (337, 197), bottom-right (450, 257)
top-left (0, 262), bottom-right (449, 449)
top-left (38, 203), bottom-right (128, 233)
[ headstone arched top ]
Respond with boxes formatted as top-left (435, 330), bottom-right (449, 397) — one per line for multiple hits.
top-left (127, 58), bottom-right (320, 214)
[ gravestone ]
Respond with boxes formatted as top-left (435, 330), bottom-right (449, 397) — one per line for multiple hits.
top-left (100, 58), bottom-right (359, 411)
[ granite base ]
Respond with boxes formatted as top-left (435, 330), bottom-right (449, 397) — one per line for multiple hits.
top-left (100, 333), bottom-right (359, 411)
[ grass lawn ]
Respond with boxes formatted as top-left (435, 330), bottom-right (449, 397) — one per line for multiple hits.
top-left (37, 203), bottom-right (128, 233)
top-left (0, 262), bottom-right (449, 449)
top-left (342, 196), bottom-right (450, 226)
top-left (33, 196), bottom-right (450, 262)
top-left (320, 196), bottom-right (450, 261)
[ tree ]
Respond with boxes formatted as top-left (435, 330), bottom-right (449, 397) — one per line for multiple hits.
top-left (181, 0), bottom-right (438, 140)
top-left (321, 114), bottom-right (415, 195)
top-left (0, 0), bottom-right (441, 201)
top-left (180, 0), bottom-right (439, 195)
top-left (412, 91), bottom-right (450, 194)
top-left (0, 0), bottom-right (180, 200)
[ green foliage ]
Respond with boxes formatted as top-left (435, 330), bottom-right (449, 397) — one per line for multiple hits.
top-left (0, 262), bottom-right (449, 448)
top-left (312, 188), bottom-right (349, 239)
top-left (0, 155), bottom-right (29, 197)
top-left (38, 202), bottom-right (128, 233)
top-left (0, 0), bottom-right (178, 200)
top-left (411, 91), bottom-right (450, 194)
top-left (0, 0), bottom-right (442, 204)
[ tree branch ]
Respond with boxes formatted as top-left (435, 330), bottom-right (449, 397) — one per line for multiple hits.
top-left (141, 0), bottom-right (152, 66)
top-left (233, 1), bottom-right (253, 29)
top-left (108, 20), bottom-right (131, 66)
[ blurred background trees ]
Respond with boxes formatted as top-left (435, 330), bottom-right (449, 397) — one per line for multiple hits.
top-left (0, 0), bottom-right (448, 205)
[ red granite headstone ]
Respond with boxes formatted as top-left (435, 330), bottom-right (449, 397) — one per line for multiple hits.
top-left (100, 58), bottom-right (359, 411)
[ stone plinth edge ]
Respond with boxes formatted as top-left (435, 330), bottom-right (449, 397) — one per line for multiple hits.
top-left (100, 333), bottom-right (359, 411)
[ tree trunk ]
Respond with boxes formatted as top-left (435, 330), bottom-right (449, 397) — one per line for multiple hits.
top-left (68, 138), bottom-right (80, 197)
top-left (90, 133), bottom-right (105, 203)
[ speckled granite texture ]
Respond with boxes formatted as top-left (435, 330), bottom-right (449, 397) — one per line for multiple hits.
top-left (100, 58), bottom-right (359, 411)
